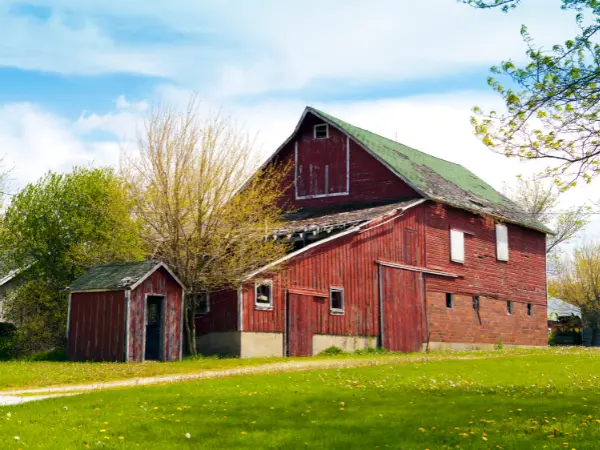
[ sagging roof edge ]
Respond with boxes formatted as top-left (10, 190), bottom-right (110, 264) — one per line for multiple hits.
top-left (243, 198), bottom-right (427, 281)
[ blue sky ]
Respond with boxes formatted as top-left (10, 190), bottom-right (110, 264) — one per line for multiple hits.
top-left (0, 0), bottom-right (598, 240)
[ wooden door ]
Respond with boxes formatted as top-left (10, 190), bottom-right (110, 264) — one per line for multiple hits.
top-left (379, 265), bottom-right (424, 352)
top-left (286, 292), bottom-right (315, 357)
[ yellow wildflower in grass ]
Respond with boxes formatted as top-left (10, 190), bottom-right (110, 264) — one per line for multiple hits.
top-left (100, 429), bottom-right (106, 433)
top-left (118, 437), bottom-right (125, 440)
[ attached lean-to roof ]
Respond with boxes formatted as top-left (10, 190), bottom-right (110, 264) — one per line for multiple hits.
top-left (277, 198), bottom-right (421, 236)
top-left (68, 260), bottom-right (184, 292)
top-left (308, 108), bottom-right (551, 234)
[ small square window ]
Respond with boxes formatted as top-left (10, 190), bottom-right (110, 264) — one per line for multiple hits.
top-left (255, 281), bottom-right (273, 309)
top-left (527, 303), bottom-right (533, 316)
top-left (314, 124), bottom-right (329, 139)
top-left (330, 287), bottom-right (344, 314)
top-left (195, 291), bottom-right (210, 316)
top-left (472, 295), bottom-right (480, 312)
top-left (507, 300), bottom-right (514, 315)
top-left (446, 293), bottom-right (454, 309)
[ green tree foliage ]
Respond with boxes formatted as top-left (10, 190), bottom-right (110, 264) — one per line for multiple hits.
top-left (0, 167), bottom-right (145, 354)
top-left (462, 0), bottom-right (600, 190)
top-left (550, 242), bottom-right (600, 328)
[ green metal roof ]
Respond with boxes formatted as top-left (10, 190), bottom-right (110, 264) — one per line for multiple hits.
top-left (68, 260), bottom-right (161, 291)
top-left (310, 108), bottom-right (551, 234)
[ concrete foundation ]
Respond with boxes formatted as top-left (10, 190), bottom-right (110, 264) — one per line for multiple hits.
top-left (312, 334), bottom-right (377, 355)
top-left (196, 331), bottom-right (284, 358)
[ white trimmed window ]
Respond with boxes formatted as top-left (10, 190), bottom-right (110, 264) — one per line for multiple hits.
top-left (450, 229), bottom-right (465, 263)
top-left (255, 281), bottom-right (273, 309)
top-left (496, 223), bottom-right (509, 261)
top-left (314, 123), bottom-right (329, 139)
top-left (330, 287), bottom-right (344, 314)
top-left (195, 291), bottom-right (210, 316)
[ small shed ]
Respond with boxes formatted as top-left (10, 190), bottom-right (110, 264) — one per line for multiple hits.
top-left (67, 260), bottom-right (185, 362)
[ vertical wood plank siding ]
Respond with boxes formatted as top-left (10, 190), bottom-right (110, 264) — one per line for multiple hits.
top-left (128, 267), bottom-right (183, 362)
top-left (67, 290), bottom-right (125, 362)
top-left (243, 205), bottom-right (426, 337)
top-left (194, 289), bottom-right (238, 335)
top-left (275, 114), bottom-right (418, 208)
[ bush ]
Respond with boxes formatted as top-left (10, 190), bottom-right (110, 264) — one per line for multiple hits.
top-left (25, 348), bottom-right (67, 362)
top-left (319, 346), bottom-right (345, 356)
top-left (548, 331), bottom-right (556, 346)
top-left (0, 322), bottom-right (16, 360)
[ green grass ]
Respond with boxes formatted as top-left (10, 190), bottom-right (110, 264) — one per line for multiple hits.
top-left (0, 351), bottom-right (428, 391)
top-left (1, 347), bottom-right (600, 449)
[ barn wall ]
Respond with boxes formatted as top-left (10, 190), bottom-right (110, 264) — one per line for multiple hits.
top-left (275, 113), bottom-right (419, 209)
top-left (194, 288), bottom-right (238, 336)
top-left (128, 267), bottom-right (183, 362)
top-left (423, 202), bottom-right (547, 346)
top-left (242, 205), bottom-right (427, 336)
top-left (67, 290), bottom-right (126, 362)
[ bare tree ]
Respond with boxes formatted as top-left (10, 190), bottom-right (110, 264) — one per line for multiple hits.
top-left (121, 96), bottom-right (290, 355)
top-left (504, 176), bottom-right (591, 254)
top-left (550, 243), bottom-right (600, 329)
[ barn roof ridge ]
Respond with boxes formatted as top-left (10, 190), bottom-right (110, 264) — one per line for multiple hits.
top-left (306, 107), bottom-right (551, 234)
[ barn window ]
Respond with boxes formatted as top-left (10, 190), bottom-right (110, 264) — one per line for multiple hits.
top-left (507, 300), bottom-right (514, 315)
top-left (450, 229), bottom-right (465, 263)
top-left (314, 123), bottom-right (329, 139)
top-left (446, 293), bottom-right (454, 309)
top-left (496, 224), bottom-right (509, 261)
top-left (472, 295), bottom-right (480, 312)
top-left (527, 303), bottom-right (533, 316)
top-left (195, 291), bottom-right (210, 316)
top-left (330, 287), bottom-right (345, 314)
top-left (255, 281), bottom-right (273, 309)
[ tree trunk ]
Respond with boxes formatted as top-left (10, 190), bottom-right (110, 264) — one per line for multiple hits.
top-left (183, 296), bottom-right (197, 357)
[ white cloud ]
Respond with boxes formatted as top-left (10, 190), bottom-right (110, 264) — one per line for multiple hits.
top-left (0, 0), bottom-right (581, 96)
top-left (0, 103), bottom-right (120, 191)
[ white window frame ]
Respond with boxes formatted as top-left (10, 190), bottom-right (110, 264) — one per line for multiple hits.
top-left (294, 137), bottom-right (350, 200)
top-left (450, 229), bottom-right (465, 264)
top-left (496, 223), bottom-right (509, 262)
top-left (255, 280), bottom-right (273, 310)
top-left (329, 287), bottom-right (345, 315)
top-left (195, 291), bottom-right (210, 316)
top-left (313, 123), bottom-right (329, 139)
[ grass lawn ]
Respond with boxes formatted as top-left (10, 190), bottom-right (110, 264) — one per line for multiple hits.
top-left (1, 348), bottom-right (600, 449)
top-left (0, 352), bottom-right (442, 391)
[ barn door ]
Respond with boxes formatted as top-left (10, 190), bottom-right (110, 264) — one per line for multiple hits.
top-left (286, 292), bottom-right (316, 357)
top-left (378, 265), bottom-right (424, 352)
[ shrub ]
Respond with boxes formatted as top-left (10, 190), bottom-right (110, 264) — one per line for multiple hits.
top-left (319, 346), bottom-right (345, 356)
top-left (494, 336), bottom-right (504, 350)
top-left (548, 331), bottom-right (556, 346)
top-left (0, 322), bottom-right (16, 360)
top-left (25, 348), bottom-right (67, 362)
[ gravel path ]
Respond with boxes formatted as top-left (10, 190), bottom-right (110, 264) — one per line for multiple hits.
top-left (0, 358), bottom-right (386, 405)
top-left (0, 353), bottom-right (498, 406)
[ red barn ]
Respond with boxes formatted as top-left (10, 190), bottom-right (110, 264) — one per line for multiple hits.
top-left (67, 260), bottom-right (185, 362)
top-left (195, 107), bottom-right (550, 357)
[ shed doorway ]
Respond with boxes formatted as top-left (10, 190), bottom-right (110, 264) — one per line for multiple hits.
top-left (145, 295), bottom-right (165, 361)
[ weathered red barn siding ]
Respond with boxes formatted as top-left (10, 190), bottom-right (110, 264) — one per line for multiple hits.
top-left (128, 267), bottom-right (183, 362)
top-left (275, 114), bottom-right (418, 209)
top-left (379, 266), bottom-right (425, 352)
top-left (242, 205), bottom-right (427, 338)
top-left (68, 290), bottom-right (126, 361)
top-left (195, 289), bottom-right (238, 335)
top-left (423, 202), bottom-right (547, 346)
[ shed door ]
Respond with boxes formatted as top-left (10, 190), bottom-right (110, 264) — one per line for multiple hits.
top-left (378, 265), bottom-right (424, 352)
top-left (286, 292), bottom-right (316, 357)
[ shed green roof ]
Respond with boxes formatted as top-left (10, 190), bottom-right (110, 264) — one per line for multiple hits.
top-left (68, 260), bottom-right (162, 291)
top-left (310, 108), bottom-right (551, 234)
